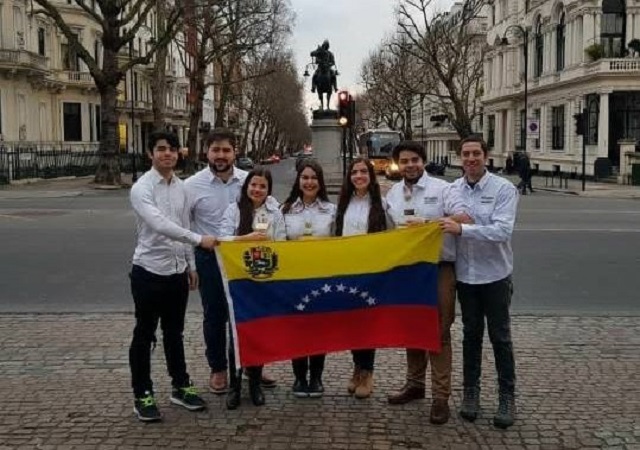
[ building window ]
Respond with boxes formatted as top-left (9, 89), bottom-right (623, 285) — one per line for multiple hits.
top-left (535, 19), bottom-right (544, 78)
top-left (0, 92), bottom-right (3, 135)
top-left (488, 115), bottom-right (496, 148)
top-left (63, 102), bottom-right (82, 141)
top-left (519, 109), bottom-right (526, 150)
top-left (556, 11), bottom-right (565, 71)
top-left (552, 105), bottom-right (565, 150)
top-left (37, 27), bottom-right (46, 56)
top-left (61, 34), bottom-right (79, 71)
top-left (602, 0), bottom-right (626, 58)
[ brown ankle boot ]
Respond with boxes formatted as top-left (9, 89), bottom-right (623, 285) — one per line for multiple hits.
top-left (354, 370), bottom-right (374, 399)
top-left (347, 367), bottom-right (361, 394)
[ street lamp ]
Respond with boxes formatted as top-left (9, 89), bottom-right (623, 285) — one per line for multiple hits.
top-left (500, 25), bottom-right (529, 156)
top-left (129, 25), bottom-right (152, 183)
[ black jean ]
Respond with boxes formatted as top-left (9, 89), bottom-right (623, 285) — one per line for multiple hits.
top-left (195, 248), bottom-right (228, 372)
top-left (129, 265), bottom-right (190, 397)
top-left (457, 276), bottom-right (516, 396)
top-left (352, 349), bottom-right (375, 371)
top-left (227, 327), bottom-right (262, 386)
top-left (292, 354), bottom-right (326, 381)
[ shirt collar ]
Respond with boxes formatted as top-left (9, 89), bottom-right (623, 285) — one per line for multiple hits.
top-left (405, 171), bottom-right (429, 190)
top-left (149, 167), bottom-right (176, 185)
top-left (290, 197), bottom-right (331, 212)
top-left (464, 170), bottom-right (491, 190)
top-left (208, 166), bottom-right (243, 184)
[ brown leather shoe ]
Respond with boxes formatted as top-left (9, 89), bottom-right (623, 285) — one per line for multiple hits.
top-left (347, 368), bottom-right (361, 394)
top-left (209, 371), bottom-right (228, 395)
top-left (260, 373), bottom-right (277, 389)
top-left (387, 383), bottom-right (426, 405)
top-left (429, 398), bottom-right (450, 425)
top-left (354, 370), bottom-right (374, 399)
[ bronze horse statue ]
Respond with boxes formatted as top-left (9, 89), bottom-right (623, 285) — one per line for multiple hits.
top-left (310, 40), bottom-right (338, 110)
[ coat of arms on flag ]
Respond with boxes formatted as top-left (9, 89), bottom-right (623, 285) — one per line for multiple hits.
top-left (216, 224), bottom-right (443, 367)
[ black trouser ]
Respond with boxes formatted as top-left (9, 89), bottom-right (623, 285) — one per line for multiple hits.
top-left (457, 276), bottom-right (516, 396)
top-left (351, 349), bottom-right (375, 371)
top-left (129, 265), bottom-right (190, 398)
top-left (292, 354), bottom-right (326, 381)
top-left (227, 327), bottom-right (262, 387)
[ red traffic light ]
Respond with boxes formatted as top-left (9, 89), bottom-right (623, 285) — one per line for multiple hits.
top-left (338, 91), bottom-right (349, 104)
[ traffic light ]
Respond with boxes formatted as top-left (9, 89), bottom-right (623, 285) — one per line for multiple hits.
top-left (338, 91), bottom-right (350, 127)
top-left (574, 112), bottom-right (585, 136)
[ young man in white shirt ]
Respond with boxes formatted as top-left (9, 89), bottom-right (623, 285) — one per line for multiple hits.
top-left (439, 135), bottom-right (519, 429)
top-left (129, 131), bottom-right (218, 422)
top-left (185, 129), bottom-right (277, 396)
top-left (385, 141), bottom-right (470, 425)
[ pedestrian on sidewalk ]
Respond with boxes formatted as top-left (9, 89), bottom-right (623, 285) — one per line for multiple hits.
top-left (439, 135), bottom-right (519, 429)
top-left (384, 141), bottom-right (471, 425)
top-left (335, 157), bottom-right (389, 400)
top-left (219, 168), bottom-right (286, 410)
top-left (128, 130), bottom-right (217, 422)
top-left (517, 152), bottom-right (534, 195)
top-left (281, 159), bottom-right (336, 399)
top-left (185, 129), bottom-right (278, 397)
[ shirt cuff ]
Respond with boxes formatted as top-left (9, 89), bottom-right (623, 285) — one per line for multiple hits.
top-left (190, 233), bottom-right (203, 246)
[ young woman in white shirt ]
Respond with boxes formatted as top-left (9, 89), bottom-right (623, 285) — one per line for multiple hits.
top-left (220, 168), bottom-right (286, 410)
top-left (280, 159), bottom-right (336, 399)
top-left (334, 157), bottom-right (388, 399)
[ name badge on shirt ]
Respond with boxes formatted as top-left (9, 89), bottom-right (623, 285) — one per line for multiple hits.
top-left (480, 196), bottom-right (495, 204)
top-left (423, 196), bottom-right (438, 205)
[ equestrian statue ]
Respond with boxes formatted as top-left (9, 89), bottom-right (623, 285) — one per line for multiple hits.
top-left (310, 40), bottom-right (338, 110)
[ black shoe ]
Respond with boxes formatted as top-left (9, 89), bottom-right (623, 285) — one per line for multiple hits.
top-left (493, 392), bottom-right (516, 429)
top-left (292, 378), bottom-right (309, 398)
top-left (133, 391), bottom-right (162, 422)
top-left (170, 384), bottom-right (207, 411)
top-left (249, 380), bottom-right (265, 406)
top-left (460, 387), bottom-right (480, 422)
top-left (226, 387), bottom-right (241, 410)
top-left (308, 378), bottom-right (324, 398)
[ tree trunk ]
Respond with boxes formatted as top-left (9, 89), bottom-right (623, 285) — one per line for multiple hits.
top-left (152, 0), bottom-right (168, 130)
top-left (185, 66), bottom-right (206, 175)
top-left (214, 81), bottom-right (230, 128)
top-left (94, 82), bottom-right (122, 185)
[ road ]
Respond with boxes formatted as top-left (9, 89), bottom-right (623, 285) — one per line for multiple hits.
top-left (1, 157), bottom-right (639, 315)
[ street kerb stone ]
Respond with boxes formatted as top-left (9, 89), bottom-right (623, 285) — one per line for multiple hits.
top-left (0, 313), bottom-right (638, 449)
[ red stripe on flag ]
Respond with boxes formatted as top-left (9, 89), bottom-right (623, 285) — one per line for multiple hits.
top-left (235, 305), bottom-right (440, 367)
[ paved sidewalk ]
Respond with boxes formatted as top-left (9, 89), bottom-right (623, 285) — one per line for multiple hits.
top-left (0, 314), bottom-right (638, 449)
top-left (497, 173), bottom-right (640, 199)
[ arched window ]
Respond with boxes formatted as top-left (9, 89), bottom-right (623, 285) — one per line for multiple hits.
top-left (535, 19), bottom-right (544, 78)
top-left (556, 11), bottom-right (565, 71)
top-left (602, 0), bottom-right (626, 57)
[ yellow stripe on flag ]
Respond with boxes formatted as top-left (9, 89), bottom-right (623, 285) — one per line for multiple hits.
top-left (217, 223), bottom-right (443, 282)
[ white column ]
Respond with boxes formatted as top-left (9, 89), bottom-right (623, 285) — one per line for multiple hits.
top-left (539, 104), bottom-right (547, 154)
top-left (575, 16), bottom-right (583, 63)
top-left (495, 111), bottom-right (504, 154)
top-left (584, 13), bottom-right (595, 52)
top-left (598, 92), bottom-right (610, 158)
top-left (505, 108), bottom-right (515, 155)
top-left (566, 99), bottom-right (575, 155)
top-left (627, 14), bottom-right (634, 48)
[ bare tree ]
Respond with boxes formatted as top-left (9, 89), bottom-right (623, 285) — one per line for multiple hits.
top-left (31, 0), bottom-right (181, 184)
top-left (397, 0), bottom-right (487, 139)
top-left (151, 0), bottom-right (169, 129)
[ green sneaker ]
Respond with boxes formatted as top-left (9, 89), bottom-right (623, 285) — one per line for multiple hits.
top-left (170, 384), bottom-right (207, 411)
top-left (133, 392), bottom-right (162, 422)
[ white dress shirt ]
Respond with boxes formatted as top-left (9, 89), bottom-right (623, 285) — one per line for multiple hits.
top-left (283, 198), bottom-right (336, 240)
top-left (220, 196), bottom-right (287, 241)
top-left (184, 166), bottom-right (248, 237)
top-left (341, 194), bottom-right (390, 237)
top-left (385, 171), bottom-right (468, 262)
top-left (452, 171), bottom-right (519, 284)
top-left (130, 167), bottom-right (200, 276)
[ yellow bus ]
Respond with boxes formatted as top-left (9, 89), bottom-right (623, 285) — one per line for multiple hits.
top-left (357, 129), bottom-right (403, 175)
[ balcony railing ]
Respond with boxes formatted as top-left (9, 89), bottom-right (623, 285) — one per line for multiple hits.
top-left (55, 70), bottom-right (95, 84)
top-left (0, 49), bottom-right (48, 71)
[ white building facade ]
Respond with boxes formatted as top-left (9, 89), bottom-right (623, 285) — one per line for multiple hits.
top-left (483, 0), bottom-right (640, 180)
top-left (0, 0), bottom-right (214, 153)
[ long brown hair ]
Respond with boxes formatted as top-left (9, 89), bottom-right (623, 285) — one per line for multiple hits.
top-left (237, 168), bottom-right (273, 236)
top-left (281, 159), bottom-right (329, 214)
top-left (335, 157), bottom-right (387, 236)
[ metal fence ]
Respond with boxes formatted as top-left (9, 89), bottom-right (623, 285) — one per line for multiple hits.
top-left (0, 142), bottom-right (149, 185)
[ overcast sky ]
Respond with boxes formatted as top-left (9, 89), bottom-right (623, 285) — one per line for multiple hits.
top-left (289, 0), bottom-right (453, 111)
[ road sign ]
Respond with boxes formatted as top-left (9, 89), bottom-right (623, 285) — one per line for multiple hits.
top-left (526, 118), bottom-right (540, 139)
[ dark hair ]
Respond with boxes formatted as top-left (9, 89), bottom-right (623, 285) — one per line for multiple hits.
top-left (148, 130), bottom-right (180, 152)
top-left (237, 168), bottom-right (274, 236)
top-left (392, 140), bottom-right (426, 163)
top-left (281, 159), bottom-right (329, 214)
top-left (459, 134), bottom-right (489, 156)
top-left (335, 157), bottom-right (387, 236)
top-left (205, 128), bottom-right (236, 149)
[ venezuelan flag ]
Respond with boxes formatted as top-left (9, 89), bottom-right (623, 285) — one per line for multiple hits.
top-left (216, 224), bottom-right (443, 367)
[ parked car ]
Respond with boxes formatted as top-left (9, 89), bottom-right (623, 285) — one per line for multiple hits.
top-left (260, 154), bottom-right (280, 165)
top-left (236, 157), bottom-right (254, 170)
top-left (426, 161), bottom-right (446, 176)
top-left (385, 160), bottom-right (402, 180)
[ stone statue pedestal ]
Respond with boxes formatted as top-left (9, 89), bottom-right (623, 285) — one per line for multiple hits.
top-left (310, 109), bottom-right (343, 193)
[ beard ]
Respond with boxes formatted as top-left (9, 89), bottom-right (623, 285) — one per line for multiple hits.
top-left (403, 169), bottom-right (423, 184)
top-left (209, 160), bottom-right (232, 173)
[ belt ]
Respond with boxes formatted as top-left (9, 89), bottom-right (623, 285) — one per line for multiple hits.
top-left (438, 261), bottom-right (455, 268)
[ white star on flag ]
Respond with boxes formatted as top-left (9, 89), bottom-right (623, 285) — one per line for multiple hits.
top-left (322, 284), bottom-right (332, 293)
top-left (366, 297), bottom-right (377, 306)
top-left (301, 295), bottom-right (310, 303)
top-left (296, 303), bottom-right (306, 311)
top-left (336, 284), bottom-right (346, 292)
top-left (360, 291), bottom-right (369, 299)
top-left (311, 290), bottom-right (320, 297)
top-left (349, 287), bottom-right (359, 295)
